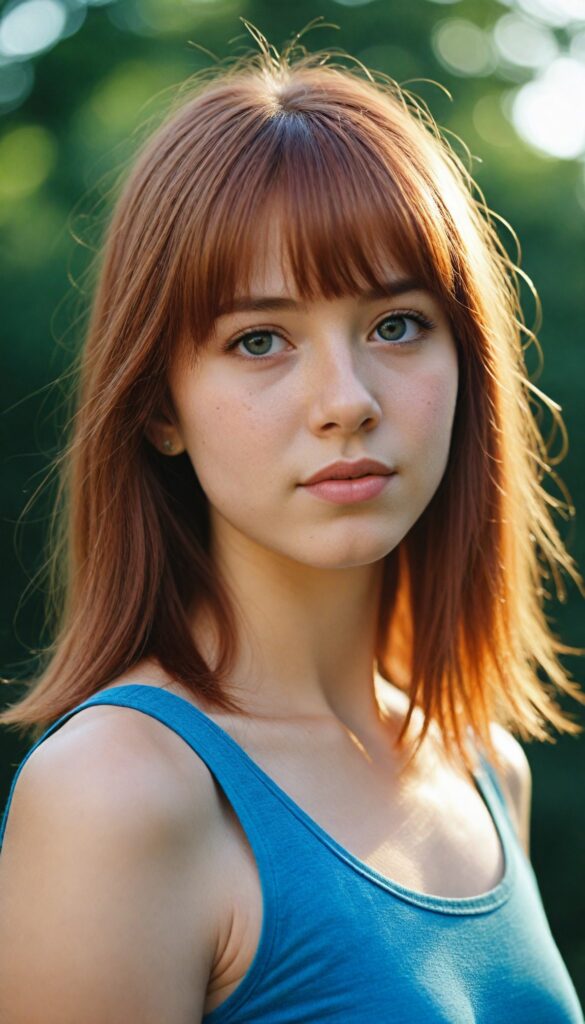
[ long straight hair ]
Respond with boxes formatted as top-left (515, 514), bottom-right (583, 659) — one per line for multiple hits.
top-left (2, 39), bottom-right (583, 776)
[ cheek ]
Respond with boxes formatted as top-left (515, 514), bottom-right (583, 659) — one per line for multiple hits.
top-left (176, 381), bottom-right (286, 498)
top-left (408, 374), bottom-right (456, 437)
top-left (401, 345), bottom-right (458, 429)
top-left (393, 357), bottom-right (459, 482)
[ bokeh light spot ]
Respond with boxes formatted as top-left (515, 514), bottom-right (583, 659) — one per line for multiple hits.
top-left (516, 0), bottom-right (585, 28)
top-left (511, 57), bottom-right (585, 159)
top-left (0, 60), bottom-right (34, 112)
top-left (0, 0), bottom-right (67, 59)
top-left (432, 19), bottom-right (496, 77)
top-left (493, 13), bottom-right (558, 69)
top-left (128, 0), bottom-right (226, 34)
top-left (0, 124), bottom-right (57, 200)
top-left (87, 61), bottom-right (171, 131)
top-left (570, 28), bottom-right (585, 63)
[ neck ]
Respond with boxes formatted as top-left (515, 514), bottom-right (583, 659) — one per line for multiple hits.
top-left (193, 515), bottom-right (389, 739)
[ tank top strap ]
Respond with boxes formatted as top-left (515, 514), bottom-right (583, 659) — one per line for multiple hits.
top-left (460, 721), bottom-right (520, 834)
top-left (473, 744), bottom-right (520, 839)
top-left (477, 753), bottom-right (507, 807)
top-left (0, 684), bottom-right (285, 869)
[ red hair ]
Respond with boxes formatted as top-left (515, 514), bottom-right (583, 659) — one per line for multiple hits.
top-left (2, 40), bottom-right (583, 776)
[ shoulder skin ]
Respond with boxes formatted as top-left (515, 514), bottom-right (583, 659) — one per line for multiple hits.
top-left (0, 705), bottom-right (223, 1024)
top-left (488, 722), bottom-right (532, 858)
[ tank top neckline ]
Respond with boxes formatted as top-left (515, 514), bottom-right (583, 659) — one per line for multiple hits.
top-left (88, 682), bottom-right (516, 915)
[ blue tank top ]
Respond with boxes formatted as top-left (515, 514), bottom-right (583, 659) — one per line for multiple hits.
top-left (1, 683), bottom-right (583, 1023)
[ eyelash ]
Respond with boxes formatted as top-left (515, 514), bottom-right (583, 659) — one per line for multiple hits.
top-left (223, 309), bottom-right (437, 361)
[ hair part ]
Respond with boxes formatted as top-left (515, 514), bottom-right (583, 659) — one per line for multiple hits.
top-left (2, 34), bottom-right (583, 780)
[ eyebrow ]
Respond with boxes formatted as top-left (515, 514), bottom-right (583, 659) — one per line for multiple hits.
top-left (216, 277), bottom-right (428, 317)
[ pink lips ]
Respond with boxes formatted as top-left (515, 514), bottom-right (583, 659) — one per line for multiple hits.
top-left (302, 473), bottom-right (396, 505)
top-left (299, 456), bottom-right (396, 505)
top-left (301, 457), bottom-right (394, 486)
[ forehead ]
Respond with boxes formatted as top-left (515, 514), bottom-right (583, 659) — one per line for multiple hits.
top-left (225, 209), bottom-right (412, 306)
top-left (242, 218), bottom-right (297, 295)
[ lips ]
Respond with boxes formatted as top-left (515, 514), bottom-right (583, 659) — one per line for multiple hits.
top-left (301, 457), bottom-right (394, 486)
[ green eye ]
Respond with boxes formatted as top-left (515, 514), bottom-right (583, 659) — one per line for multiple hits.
top-left (374, 313), bottom-right (435, 345)
top-left (240, 331), bottom-right (273, 356)
top-left (377, 317), bottom-right (409, 341)
top-left (227, 330), bottom-right (286, 359)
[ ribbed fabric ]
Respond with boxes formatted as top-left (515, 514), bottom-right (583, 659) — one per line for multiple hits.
top-left (1, 683), bottom-right (583, 1023)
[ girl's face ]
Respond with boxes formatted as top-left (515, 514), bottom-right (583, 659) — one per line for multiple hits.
top-left (165, 227), bottom-right (459, 571)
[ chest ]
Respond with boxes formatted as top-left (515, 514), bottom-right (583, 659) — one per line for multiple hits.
top-left (201, 726), bottom-right (506, 1017)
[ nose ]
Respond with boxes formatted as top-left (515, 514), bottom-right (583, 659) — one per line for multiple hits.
top-left (305, 337), bottom-right (382, 436)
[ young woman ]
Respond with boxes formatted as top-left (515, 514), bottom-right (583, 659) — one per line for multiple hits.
top-left (0, 31), bottom-right (583, 1024)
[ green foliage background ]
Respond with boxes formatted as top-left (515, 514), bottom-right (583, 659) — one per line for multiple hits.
top-left (1, 0), bottom-right (584, 1002)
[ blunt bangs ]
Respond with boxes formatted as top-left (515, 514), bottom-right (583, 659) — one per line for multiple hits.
top-left (175, 74), bottom-right (460, 357)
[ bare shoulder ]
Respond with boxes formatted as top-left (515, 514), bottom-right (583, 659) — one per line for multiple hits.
top-left (15, 697), bottom-right (222, 843)
top-left (0, 699), bottom-right (223, 1023)
top-left (488, 722), bottom-right (532, 857)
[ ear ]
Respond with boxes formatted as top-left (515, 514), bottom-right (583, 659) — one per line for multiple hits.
top-left (144, 401), bottom-right (186, 457)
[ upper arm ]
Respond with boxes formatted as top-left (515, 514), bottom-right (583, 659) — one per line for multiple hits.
top-left (0, 712), bottom-right (220, 1024)
top-left (489, 723), bottom-right (532, 858)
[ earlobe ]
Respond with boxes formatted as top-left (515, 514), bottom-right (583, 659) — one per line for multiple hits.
top-left (152, 435), bottom-right (186, 456)
top-left (160, 437), bottom-right (184, 455)
top-left (144, 417), bottom-right (185, 457)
